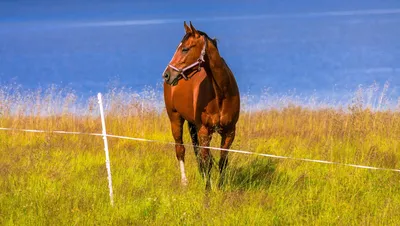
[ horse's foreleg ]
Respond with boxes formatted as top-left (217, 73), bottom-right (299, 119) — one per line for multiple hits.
top-left (198, 125), bottom-right (213, 190)
top-left (188, 122), bottom-right (201, 175)
top-left (218, 126), bottom-right (236, 188)
top-left (170, 113), bottom-right (187, 186)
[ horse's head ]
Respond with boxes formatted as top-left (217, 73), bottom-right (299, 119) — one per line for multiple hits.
top-left (163, 21), bottom-right (209, 86)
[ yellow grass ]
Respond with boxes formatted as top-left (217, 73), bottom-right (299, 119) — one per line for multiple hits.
top-left (1, 84), bottom-right (400, 225)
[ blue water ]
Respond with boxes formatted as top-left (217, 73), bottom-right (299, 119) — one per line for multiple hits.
top-left (1, 0), bottom-right (400, 104)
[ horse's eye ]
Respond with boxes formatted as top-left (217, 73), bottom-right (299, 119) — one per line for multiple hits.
top-left (182, 47), bottom-right (190, 53)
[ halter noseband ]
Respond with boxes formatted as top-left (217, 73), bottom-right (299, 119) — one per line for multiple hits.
top-left (166, 35), bottom-right (207, 80)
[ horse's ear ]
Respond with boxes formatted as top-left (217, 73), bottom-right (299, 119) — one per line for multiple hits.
top-left (212, 37), bottom-right (218, 48)
top-left (184, 21), bottom-right (191, 34)
top-left (189, 21), bottom-right (200, 37)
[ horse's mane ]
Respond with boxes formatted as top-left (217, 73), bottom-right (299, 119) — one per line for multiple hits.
top-left (181, 30), bottom-right (218, 50)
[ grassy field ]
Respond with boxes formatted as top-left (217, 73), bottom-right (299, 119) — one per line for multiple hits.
top-left (1, 85), bottom-right (400, 225)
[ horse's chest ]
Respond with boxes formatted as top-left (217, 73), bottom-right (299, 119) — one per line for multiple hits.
top-left (169, 73), bottom-right (220, 126)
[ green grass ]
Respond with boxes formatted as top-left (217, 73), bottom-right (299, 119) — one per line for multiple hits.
top-left (1, 85), bottom-right (400, 225)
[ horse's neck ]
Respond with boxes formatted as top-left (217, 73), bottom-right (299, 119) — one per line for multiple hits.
top-left (206, 45), bottom-right (236, 98)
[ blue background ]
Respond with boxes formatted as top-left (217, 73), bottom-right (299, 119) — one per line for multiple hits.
top-left (1, 0), bottom-right (399, 104)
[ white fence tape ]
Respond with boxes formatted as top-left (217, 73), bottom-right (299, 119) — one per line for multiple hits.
top-left (0, 127), bottom-right (400, 173)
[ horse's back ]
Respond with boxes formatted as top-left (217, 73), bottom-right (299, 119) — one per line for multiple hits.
top-left (217, 57), bottom-right (240, 128)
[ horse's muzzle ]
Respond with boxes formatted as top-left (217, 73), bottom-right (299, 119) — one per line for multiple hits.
top-left (163, 68), bottom-right (180, 86)
top-left (163, 72), bottom-right (170, 81)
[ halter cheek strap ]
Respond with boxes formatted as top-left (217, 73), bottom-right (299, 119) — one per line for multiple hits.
top-left (166, 35), bottom-right (207, 80)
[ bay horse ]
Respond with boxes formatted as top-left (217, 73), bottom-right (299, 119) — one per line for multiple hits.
top-left (162, 21), bottom-right (240, 189)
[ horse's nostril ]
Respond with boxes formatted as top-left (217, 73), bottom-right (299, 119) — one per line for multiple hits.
top-left (164, 73), bottom-right (170, 80)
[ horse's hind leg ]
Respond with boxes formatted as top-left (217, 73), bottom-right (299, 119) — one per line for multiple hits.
top-left (218, 126), bottom-right (236, 188)
top-left (198, 125), bottom-right (213, 190)
top-left (169, 112), bottom-right (188, 186)
top-left (188, 122), bottom-right (201, 174)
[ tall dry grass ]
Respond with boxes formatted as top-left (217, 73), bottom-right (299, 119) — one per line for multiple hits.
top-left (1, 82), bottom-right (400, 225)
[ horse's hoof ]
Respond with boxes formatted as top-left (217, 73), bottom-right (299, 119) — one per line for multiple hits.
top-left (181, 178), bottom-right (188, 186)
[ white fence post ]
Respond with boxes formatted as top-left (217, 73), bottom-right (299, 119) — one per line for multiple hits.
top-left (97, 93), bottom-right (114, 206)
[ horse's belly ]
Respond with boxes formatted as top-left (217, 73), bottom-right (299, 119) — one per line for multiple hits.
top-left (201, 104), bottom-right (220, 128)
